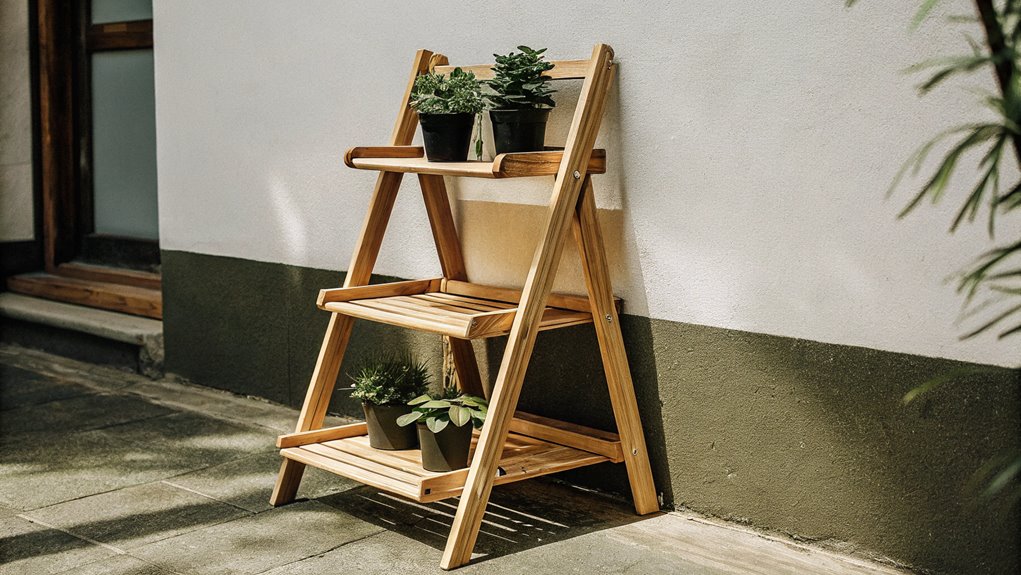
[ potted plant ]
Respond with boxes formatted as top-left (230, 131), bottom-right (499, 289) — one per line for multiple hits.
top-left (410, 67), bottom-right (485, 162)
top-left (350, 354), bottom-right (430, 450)
top-left (396, 387), bottom-right (488, 472)
top-left (485, 46), bottom-right (557, 154)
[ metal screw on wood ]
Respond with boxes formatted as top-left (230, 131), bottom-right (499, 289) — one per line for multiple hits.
top-left (605, 313), bottom-right (613, 322)
top-left (573, 170), bottom-right (581, 179)
top-left (632, 448), bottom-right (638, 455)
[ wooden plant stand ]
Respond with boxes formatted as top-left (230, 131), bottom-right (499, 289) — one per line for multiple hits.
top-left (270, 43), bottom-right (658, 570)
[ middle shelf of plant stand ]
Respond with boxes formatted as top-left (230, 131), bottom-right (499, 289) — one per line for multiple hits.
top-left (277, 412), bottom-right (624, 503)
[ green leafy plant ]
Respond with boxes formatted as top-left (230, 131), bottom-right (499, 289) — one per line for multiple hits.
top-left (848, 0), bottom-right (1020, 506)
top-left (395, 386), bottom-right (488, 433)
top-left (485, 46), bottom-right (556, 110)
top-left (409, 68), bottom-right (485, 115)
top-left (349, 354), bottom-right (430, 406)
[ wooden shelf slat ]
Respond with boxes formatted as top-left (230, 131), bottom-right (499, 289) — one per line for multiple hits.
top-left (6, 272), bottom-right (162, 319)
top-left (320, 288), bottom-right (594, 339)
top-left (345, 147), bottom-right (606, 179)
top-left (279, 416), bottom-right (618, 503)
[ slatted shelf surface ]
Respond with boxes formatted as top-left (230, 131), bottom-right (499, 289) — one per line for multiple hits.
top-left (344, 146), bottom-right (606, 179)
top-left (280, 429), bottom-right (613, 503)
top-left (321, 291), bottom-right (593, 339)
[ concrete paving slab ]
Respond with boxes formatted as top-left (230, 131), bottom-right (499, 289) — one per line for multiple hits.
top-left (25, 481), bottom-right (249, 550)
top-left (0, 412), bottom-right (271, 511)
top-left (318, 479), bottom-right (642, 560)
top-left (0, 515), bottom-right (117, 575)
top-left (0, 363), bottom-right (94, 410)
top-left (168, 451), bottom-right (360, 513)
top-left (0, 347), bottom-right (137, 394)
top-left (55, 555), bottom-right (176, 575)
top-left (1, 392), bottom-right (172, 435)
top-left (130, 500), bottom-right (382, 575)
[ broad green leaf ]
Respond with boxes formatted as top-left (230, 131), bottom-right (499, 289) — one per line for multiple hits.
top-left (420, 400), bottom-right (453, 409)
top-left (426, 416), bottom-right (449, 433)
top-left (408, 394), bottom-right (432, 405)
top-left (449, 405), bottom-right (472, 427)
top-left (396, 411), bottom-right (423, 427)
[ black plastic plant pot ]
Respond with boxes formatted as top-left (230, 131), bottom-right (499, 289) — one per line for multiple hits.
top-left (489, 108), bottom-right (552, 154)
top-left (417, 422), bottom-right (473, 472)
top-left (418, 112), bottom-right (475, 162)
top-left (363, 403), bottom-right (418, 450)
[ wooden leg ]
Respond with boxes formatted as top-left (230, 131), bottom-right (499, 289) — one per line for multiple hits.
top-left (270, 458), bottom-right (306, 506)
top-left (440, 44), bottom-right (616, 570)
top-left (419, 173), bottom-right (486, 398)
top-left (572, 178), bottom-right (659, 515)
top-left (271, 171), bottom-right (405, 506)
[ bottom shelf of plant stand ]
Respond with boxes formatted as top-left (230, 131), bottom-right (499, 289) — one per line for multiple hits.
top-left (276, 412), bottom-right (623, 503)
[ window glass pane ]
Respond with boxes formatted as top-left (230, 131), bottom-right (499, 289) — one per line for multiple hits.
top-left (91, 49), bottom-right (158, 240)
top-left (91, 0), bottom-right (152, 24)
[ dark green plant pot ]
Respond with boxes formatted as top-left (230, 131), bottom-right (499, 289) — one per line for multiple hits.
top-left (417, 422), bottom-right (473, 472)
top-left (489, 108), bottom-right (551, 154)
top-left (419, 112), bottom-right (475, 162)
top-left (363, 403), bottom-right (418, 450)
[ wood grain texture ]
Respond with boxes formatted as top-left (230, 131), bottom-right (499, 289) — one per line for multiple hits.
top-left (37, 0), bottom-right (78, 270)
top-left (55, 262), bottom-right (161, 290)
top-left (433, 58), bottom-right (591, 81)
top-left (279, 428), bottom-right (612, 503)
top-left (276, 422), bottom-right (369, 448)
top-left (573, 178), bottom-right (659, 513)
top-left (7, 273), bottom-right (162, 319)
top-left (441, 44), bottom-right (617, 570)
top-left (87, 20), bottom-right (152, 51)
top-left (348, 150), bottom-right (606, 179)
top-left (272, 49), bottom-right (434, 507)
top-left (320, 292), bottom-right (592, 339)
top-left (419, 171), bottom-right (486, 398)
top-left (344, 146), bottom-right (423, 168)
top-left (443, 279), bottom-right (619, 314)
top-left (316, 278), bottom-right (439, 306)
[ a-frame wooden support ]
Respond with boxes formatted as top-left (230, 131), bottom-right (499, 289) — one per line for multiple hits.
top-left (271, 44), bottom-right (657, 570)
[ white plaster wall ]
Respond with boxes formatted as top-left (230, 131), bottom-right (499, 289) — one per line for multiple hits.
top-left (154, 0), bottom-right (1019, 367)
top-left (0, 0), bottom-right (34, 242)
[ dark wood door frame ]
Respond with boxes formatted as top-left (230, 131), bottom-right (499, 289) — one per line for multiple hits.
top-left (35, 0), bottom-right (156, 275)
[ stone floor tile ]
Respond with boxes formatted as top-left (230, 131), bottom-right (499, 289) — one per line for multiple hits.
top-left (55, 555), bottom-right (176, 575)
top-left (0, 515), bottom-right (117, 575)
top-left (168, 451), bottom-right (359, 513)
top-left (130, 500), bottom-right (382, 575)
top-left (0, 363), bottom-right (94, 411)
top-left (1, 393), bottom-right (172, 435)
top-left (317, 479), bottom-right (642, 560)
top-left (0, 412), bottom-right (271, 511)
top-left (25, 481), bottom-right (249, 550)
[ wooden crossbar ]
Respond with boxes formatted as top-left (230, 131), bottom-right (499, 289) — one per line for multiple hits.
top-left (272, 44), bottom-right (658, 571)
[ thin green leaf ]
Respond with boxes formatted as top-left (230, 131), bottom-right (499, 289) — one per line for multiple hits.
top-left (902, 365), bottom-right (996, 404)
top-left (912, 0), bottom-right (942, 28)
top-left (960, 301), bottom-right (1021, 339)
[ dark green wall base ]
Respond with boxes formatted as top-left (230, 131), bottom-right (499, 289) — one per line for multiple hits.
top-left (162, 250), bottom-right (1019, 574)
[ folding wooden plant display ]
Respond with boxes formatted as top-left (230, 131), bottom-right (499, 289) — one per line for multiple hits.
top-left (270, 43), bottom-right (658, 570)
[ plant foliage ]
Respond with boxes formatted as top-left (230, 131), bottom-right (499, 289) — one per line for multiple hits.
top-left (485, 46), bottom-right (556, 110)
top-left (409, 68), bottom-right (485, 115)
top-left (395, 386), bottom-right (488, 433)
top-left (849, 0), bottom-right (1021, 507)
top-left (349, 354), bottom-right (430, 406)
top-left (852, 0), bottom-right (1021, 342)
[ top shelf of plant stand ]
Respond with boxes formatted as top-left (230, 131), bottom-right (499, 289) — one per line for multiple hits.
top-left (344, 146), bottom-right (606, 179)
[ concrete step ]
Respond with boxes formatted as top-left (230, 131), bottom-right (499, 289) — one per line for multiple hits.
top-left (0, 292), bottom-right (163, 377)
